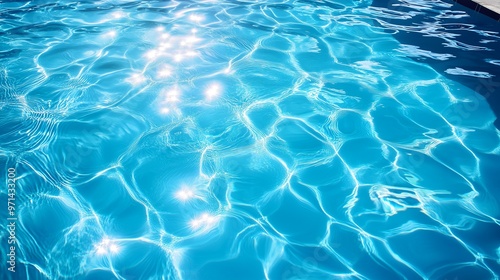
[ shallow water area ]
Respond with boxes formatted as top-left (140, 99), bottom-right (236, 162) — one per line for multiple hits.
top-left (0, 0), bottom-right (500, 279)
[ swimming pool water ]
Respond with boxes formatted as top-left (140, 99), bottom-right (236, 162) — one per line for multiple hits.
top-left (1, 0), bottom-right (500, 279)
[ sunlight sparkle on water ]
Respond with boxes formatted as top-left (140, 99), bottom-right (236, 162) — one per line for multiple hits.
top-left (160, 108), bottom-right (171, 115)
top-left (189, 213), bottom-right (219, 232)
top-left (189, 14), bottom-right (204, 23)
top-left (95, 238), bottom-right (120, 255)
top-left (159, 42), bottom-right (172, 51)
top-left (157, 65), bottom-right (172, 78)
top-left (175, 187), bottom-right (196, 202)
top-left (174, 53), bottom-right (184, 62)
top-left (126, 73), bottom-right (146, 85)
top-left (102, 30), bottom-right (117, 38)
top-left (145, 50), bottom-right (160, 60)
top-left (165, 88), bottom-right (181, 103)
top-left (111, 11), bottom-right (126, 19)
top-left (158, 87), bottom-right (182, 115)
top-left (185, 50), bottom-right (198, 57)
top-left (204, 82), bottom-right (222, 101)
top-left (182, 35), bottom-right (201, 46)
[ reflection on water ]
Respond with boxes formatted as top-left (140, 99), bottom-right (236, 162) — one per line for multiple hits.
top-left (95, 237), bottom-right (120, 256)
top-left (0, 0), bottom-right (499, 279)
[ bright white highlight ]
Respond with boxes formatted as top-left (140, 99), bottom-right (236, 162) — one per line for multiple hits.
top-left (165, 88), bottom-right (181, 103)
top-left (160, 108), bottom-right (171, 114)
top-left (95, 237), bottom-right (120, 255)
top-left (184, 35), bottom-right (201, 45)
top-left (185, 50), bottom-right (198, 57)
top-left (174, 53), bottom-right (184, 62)
top-left (126, 73), bottom-right (146, 85)
top-left (159, 87), bottom-right (181, 115)
top-left (111, 11), bottom-right (126, 19)
top-left (189, 14), bottom-right (204, 22)
top-left (157, 65), bottom-right (172, 78)
top-left (145, 49), bottom-right (159, 60)
top-left (204, 82), bottom-right (222, 100)
top-left (189, 213), bottom-right (219, 232)
top-left (158, 42), bottom-right (172, 51)
top-left (109, 244), bottom-right (119, 253)
top-left (102, 30), bottom-right (117, 38)
top-left (175, 188), bottom-right (196, 201)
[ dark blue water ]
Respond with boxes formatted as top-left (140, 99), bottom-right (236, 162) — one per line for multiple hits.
top-left (372, 0), bottom-right (500, 128)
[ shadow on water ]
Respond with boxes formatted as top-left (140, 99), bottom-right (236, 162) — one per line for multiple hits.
top-left (371, 0), bottom-right (500, 128)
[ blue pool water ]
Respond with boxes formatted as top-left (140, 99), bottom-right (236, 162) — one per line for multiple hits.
top-left (1, 0), bottom-right (500, 279)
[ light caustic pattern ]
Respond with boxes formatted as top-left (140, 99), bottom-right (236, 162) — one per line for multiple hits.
top-left (0, 0), bottom-right (500, 279)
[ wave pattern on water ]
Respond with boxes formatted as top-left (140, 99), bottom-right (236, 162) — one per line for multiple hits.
top-left (0, 0), bottom-right (500, 279)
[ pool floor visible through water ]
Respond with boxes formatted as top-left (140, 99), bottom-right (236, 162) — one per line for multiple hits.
top-left (0, 0), bottom-right (499, 279)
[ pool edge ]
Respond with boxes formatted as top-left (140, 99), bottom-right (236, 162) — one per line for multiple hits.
top-left (452, 0), bottom-right (500, 21)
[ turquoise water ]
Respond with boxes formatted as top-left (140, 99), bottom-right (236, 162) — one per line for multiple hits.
top-left (1, 0), bottom-right (500, 279)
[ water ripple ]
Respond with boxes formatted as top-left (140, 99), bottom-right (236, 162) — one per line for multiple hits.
top-left (1, 0), bottom-right (500, 279)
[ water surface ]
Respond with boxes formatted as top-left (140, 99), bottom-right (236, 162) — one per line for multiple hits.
top-left (0, 0), bottom-right (500, 279)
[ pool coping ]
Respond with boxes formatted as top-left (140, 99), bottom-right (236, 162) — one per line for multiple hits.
top-left (452, 0), bottom-right (500, 21)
